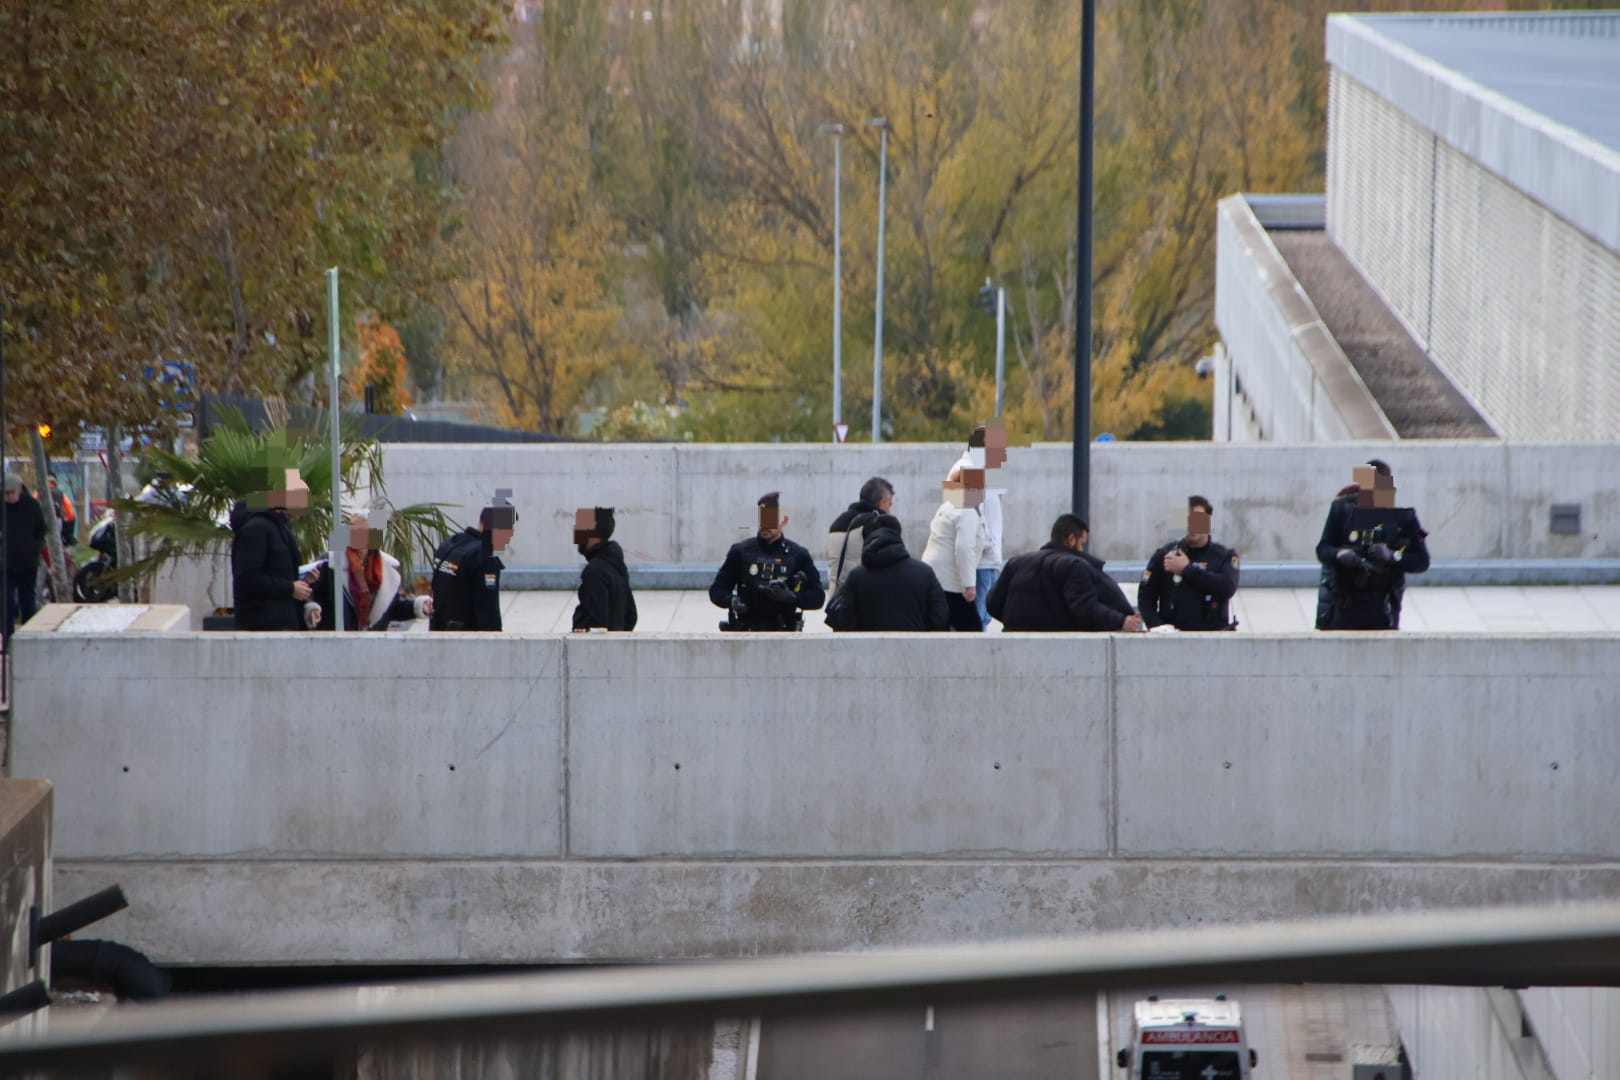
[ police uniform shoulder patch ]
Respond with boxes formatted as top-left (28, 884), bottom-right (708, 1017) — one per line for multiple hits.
top-left (1231, 554), bottom-right (1241, 567)
top-left (484, 573), bottom-right (498, 589)
top-left (1141, 568), bottom-right (1153, 581)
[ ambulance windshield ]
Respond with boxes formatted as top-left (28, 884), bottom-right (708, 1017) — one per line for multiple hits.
top-left (1141, 1050), bottom-right (1242, 1079)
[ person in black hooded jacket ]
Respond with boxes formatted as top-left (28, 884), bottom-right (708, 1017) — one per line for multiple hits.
top-left (3, 474), bottom-right (48, 640)
top-left (572, 507), bottom-right (637, 631)
top-left (987, 514), bottom-right (1143, 632)
top-left (835, 515), bottom-right (947, 632)
top-left (230, 467), bottom-right (314, 631)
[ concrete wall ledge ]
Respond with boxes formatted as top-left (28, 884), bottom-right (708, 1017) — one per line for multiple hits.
top-left (54, 859), bottom-right (1620, 966)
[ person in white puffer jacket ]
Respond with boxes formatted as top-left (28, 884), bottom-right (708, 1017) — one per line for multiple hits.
top-left (920, 464), bottom-right (990, 632)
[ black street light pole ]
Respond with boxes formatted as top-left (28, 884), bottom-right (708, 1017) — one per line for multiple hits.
top-left (1072, 0), bottom-right (1095, 522)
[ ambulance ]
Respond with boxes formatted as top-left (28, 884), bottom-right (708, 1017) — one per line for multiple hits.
top-left (1116, 996), bottom-right (1257, 1080)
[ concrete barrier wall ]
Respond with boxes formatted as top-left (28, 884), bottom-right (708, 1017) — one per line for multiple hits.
top-left (13, 630), bottom-right (1620, 965)
top-left (378, 442), bottom-right (1620, 568)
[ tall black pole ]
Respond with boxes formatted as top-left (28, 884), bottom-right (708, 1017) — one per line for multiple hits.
top-left (1072, 0), bottom-right (1095, 523)
top-left (1, 304), bottom-right (9, 666)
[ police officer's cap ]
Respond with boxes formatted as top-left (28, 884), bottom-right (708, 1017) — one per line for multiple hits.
top-left (758, 491), bottom-right (781, 509)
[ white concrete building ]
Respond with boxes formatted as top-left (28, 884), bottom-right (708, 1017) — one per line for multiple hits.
top-left (1216, 11), bottom-right (1620, 443)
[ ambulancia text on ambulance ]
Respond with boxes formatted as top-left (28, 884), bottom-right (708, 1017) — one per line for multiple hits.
top-left (1116, 996), bottom-right (1257, 1080)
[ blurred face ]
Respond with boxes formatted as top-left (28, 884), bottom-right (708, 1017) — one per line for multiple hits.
top-left (1353, 467), bottom-right (1396, 508)
top-left (943, 468), bottom-right (984, 510)
top-left (347, 515), bottom-right (384, 551)
top-left (877, 489), bottom-right (894, 513)
top-left (4, 488), bottom-right (18, 505)
top-left (984, 424), bottom-right (1008, 469)
top-left (269, 468), bottom-right (310, 514)
top-left (1186, 508), bottom-right (1211, 547)
top-left (758, 505), bottom-right (787, 542)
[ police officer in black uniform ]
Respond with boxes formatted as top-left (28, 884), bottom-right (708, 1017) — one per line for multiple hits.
top-left (430, 491), bottom-right (516, 632)
top-left (710, 491), bottom-right (826, 631)
top-left (1316, 460), bottom-right (1429, 630)
top-left (1137, 495), bottom-right (1240, 631)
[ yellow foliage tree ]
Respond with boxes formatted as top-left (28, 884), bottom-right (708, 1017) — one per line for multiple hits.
top-left (353, 315), bottom-right (414, 416)
top-left (443, 7), bottom-right (620, 436)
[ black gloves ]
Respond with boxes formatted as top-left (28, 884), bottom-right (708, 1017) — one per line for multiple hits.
top-left (1335, 547), bottom-right (1363, 569)
top-left (762, 582), bottom-right (798, 606)
top-left (1365, 542), bottom-right (1396, 567)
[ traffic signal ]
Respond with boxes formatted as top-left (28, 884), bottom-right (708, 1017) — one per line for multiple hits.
top-left (976, 279), bottom-right (997, 317)
top-left (35, 423), bottom-right (51, 440)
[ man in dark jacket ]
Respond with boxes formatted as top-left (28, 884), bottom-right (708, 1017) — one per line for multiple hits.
top-left (572, 507), bottom-right (637, 631)
top-left (711, 491), bottom-right (825, 631)
top-left (230, 468), bottom-right (313, 631)
top-left (826, 476), bottom-right (894, 596)
top-left (1138, 495), bottom-right (1240, 631)
top-left (987, 514), bottom-right (1143, 632)
top-left (2, 474), bottom-right (48, 640)
top-left (834, 515), bottom-right (947, 632)
top-left (1316, 460), bottom-right (1430, 630)
top-left (430, 492), bottom-right (515, 632)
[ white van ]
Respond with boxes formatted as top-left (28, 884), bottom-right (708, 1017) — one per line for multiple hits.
top-left (1116, 996), bottom-right (1256, 1080)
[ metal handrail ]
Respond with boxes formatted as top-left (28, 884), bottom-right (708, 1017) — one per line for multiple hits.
top-left (2, 903), bottom-right (1618, 1073)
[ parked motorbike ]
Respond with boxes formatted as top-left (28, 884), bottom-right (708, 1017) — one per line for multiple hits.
top-left (73, 512), bottom-right (119, 603)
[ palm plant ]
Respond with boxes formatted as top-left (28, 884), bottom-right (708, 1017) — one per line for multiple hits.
top-left (114, 407), bottom-right (453, 593)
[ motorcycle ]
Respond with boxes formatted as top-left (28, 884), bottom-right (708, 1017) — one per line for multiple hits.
top-left (73, 512), bottom-right (119, 603)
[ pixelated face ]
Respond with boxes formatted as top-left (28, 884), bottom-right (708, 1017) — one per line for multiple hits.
top-left (984, 423), bottom-right (1008, 469)
top-left (1353, 467), bottom-right (1396, 508)
top-left (484, 503), bottom-right (516, 552)
top-left (1187, 509), bottom-right (1211, 544)
top-left (945, 469), bottom-right (985, 510)
top-left (758, 504), bottom-right (786, 540)
top-left (1372, 472), bottom-right (1396, 508)
top-left (573, 507), bottom-right (596, 546)
top-left (260, 468), bottom-right (310, 513)
top-left (347, 515), bottom-right (384, 551)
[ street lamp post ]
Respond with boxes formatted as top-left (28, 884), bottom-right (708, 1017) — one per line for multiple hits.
top-left (866, 118), bottom-right (888, 443)
top-left (1073, 0), bottom-right (1096, 522)
top-left (818, 124), bottom-right (845, 437)
top-left (977, 278), bottom-right (1007, 416)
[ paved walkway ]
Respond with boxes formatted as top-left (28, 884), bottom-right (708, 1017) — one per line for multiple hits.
top-left (448, 586), bottom-right (1620, 634)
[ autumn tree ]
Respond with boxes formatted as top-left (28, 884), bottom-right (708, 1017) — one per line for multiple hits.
top-left (0, 1), bottom-right (504, 440)
top-left (443, 1), bottom-right (623, 435)
top-left (353, 316), bottom-right (414, 416)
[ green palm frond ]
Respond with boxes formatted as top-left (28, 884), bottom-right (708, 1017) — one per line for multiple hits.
top-left (117, 406), bottom-right (452, 586)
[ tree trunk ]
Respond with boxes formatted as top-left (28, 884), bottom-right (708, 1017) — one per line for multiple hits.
top-left (106, 426), bottom-right (137, 604)
top-left (30, 432), bottom-right (69, 605)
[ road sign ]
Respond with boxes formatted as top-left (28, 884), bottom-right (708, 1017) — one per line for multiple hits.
top-left (834, 423), bottom-right (850, 443)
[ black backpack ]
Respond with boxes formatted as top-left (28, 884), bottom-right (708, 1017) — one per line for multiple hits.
top-left (429, 531), bottom-right (486, 631)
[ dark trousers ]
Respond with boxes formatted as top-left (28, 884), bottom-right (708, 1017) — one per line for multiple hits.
top-left (5, 566), bottom-right (38, 642)
top-left (945, 591), bottom-right (982, 632)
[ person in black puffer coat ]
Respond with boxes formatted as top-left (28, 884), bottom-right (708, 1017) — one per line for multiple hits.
top-left (987, 514), bottom-right (1142, 633)
top-left (835, 515), bottom-right (947, 632)
top-left (230, 468), bottom-right (313, 631)
top-left (572, 507), bottom-right (637, 631)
